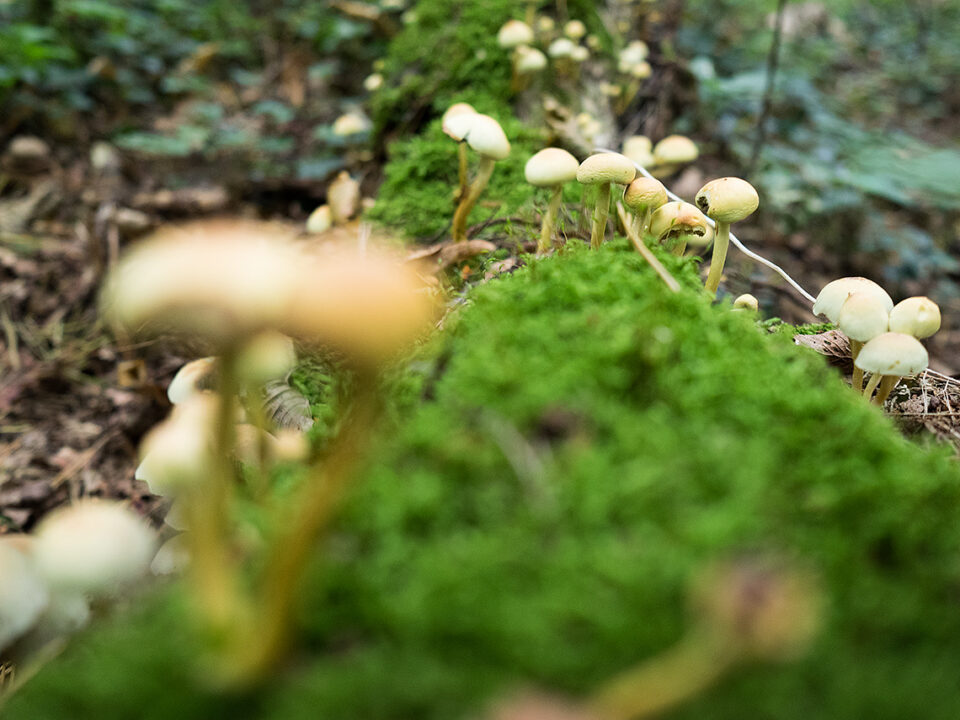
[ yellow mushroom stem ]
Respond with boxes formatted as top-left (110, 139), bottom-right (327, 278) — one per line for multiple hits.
top-left (849, 340), bottom-right (865, 392)
top-left (590, 182), bottom-right (612, 250)
top-left (452, 156), bottom-right (496, 242)
top-left (875, 375), bottom-right (900, 407)
top-left (862, 372), bottom-right (883, 400)
top-left (616, 203), bottom-right (681, 293)
top-left (537, 185), bottom-right (565, 254)
top-left (704, 220), bottom-right (730, 297)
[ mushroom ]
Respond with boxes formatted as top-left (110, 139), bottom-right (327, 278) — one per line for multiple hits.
top-left (167, 356), bottom-right (218, 404)
top-left (648, 200), bottom-right (714, 255)
top-left (548, 37), bottom-right (577, 76)
top-left (733, 294), bottom-right (759, 312)
top-left (0, 541), bottom-right (49, 652)
top-left (812, 277), bottom-right (893, 322)
top-left (696, 177), bottom-right (759, 297)
top-left (888, 296), bottom-right (941, 339)
top-left (305, 204), bottom-right (332, 234)
top-left (450, 114), bottom-right (511, 242)
top-left (856, 332), bottom-right (928, 406)
top-left (497, 19), bottom-right (534, 50)
top-left (564, 19), bottom-right (586, 40)
top-left (513, 46), bottom-right (548, 92)
top-left (525, 148), bottom-right (580, 253)
top-left (622, 136), bottom-right (655, 169)
top-left (441, 102), bottom-right (478, 201)
top-left (576, 153), bottom-right (636, 249)
top-left (623, 176), bottom-right (668, 236)
top-left (651, 135), bottom-right (698, 177)
top-left (836, 292), bottom-right (890, 391)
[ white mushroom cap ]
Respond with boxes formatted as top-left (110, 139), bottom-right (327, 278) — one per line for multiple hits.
top-left (570, 45), bottom-right (590, 62)
top-left (0, 541), bottom-right (49, 651)
top-left (837, 292), bottom-right (889, 342)
top-left (332, 111), bottom-right (372, 137)
top-left (536, 15), bottom-right (555, 33)
top-left (515, 46), bottom-right (548, 73)
top-left (813, 277), bottom-right (893, 323)
top-left (305, 204), bottom-right (333, 234)
top-left (498, 19), bottom-right (534, 48)
top-left (443, 111), bottom-right (477, 143)
top-left (564, 20), bottom-right (586, 39)
top-left (648, 201), bottom-right (714, 247)
top-left (167, 356), bottom-right (217, 404)
top-left (548, 37), bottom-right (576, 58)
top-left (237, 330), bottom-right (296, 386)
top-left (525, 148), bottom-right (579, 187)
top-left (576, 152), bottom-right (636, 185)
top-left (733, 294), bottom-right (759, 311)
top-left (889, 296), bottom-right (941, 339)
top-left (622, 135), bottom-right (654, 167)
top-left (32, 500), bottom-right (157, 596)
top-left (463, 114), bottom-right (511, 160)
top-left (623, 177), bottom-right (668, 213)
top-left (854, 332), bottom-right (928, 377)
top-left (137, 393), bottom-right (218, 496)
top-left (695, 177), bottom-right (759, 223)
top-left (441, 102), bottom-right (476, 140)
top-left (363, 73), bottom-right (383, 92)
top-left (628, 61), bottom-right (652, 79)
top-left (619, 40), bottom-right (649, 68)
top-left (652, 135), bottom-right (698, 165)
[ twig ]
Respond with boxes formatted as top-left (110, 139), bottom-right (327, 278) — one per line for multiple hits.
top-left (747, 0), bottom-right (789, 177)
top-left (616, 203), bottom-right (681, 293)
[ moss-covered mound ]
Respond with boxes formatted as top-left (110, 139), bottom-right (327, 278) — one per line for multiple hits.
top-left (7, 243), bottom-right (960, 719)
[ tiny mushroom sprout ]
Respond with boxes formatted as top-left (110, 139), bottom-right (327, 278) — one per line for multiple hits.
top-left (451, 114), bottom-right (511, 242)
top-left (548, 37), bottom-right (577, 75)
top-left (525, 147), bottom-right (580, 253)
top-left (441, 102), bottom-right (477, 200)
top-left (622, 135), bottom-right (655, 168)
top-left (623, 176), bottom-right (668, 236)
top-left (696, 177), bottom-right (760, 297)
top-left (651, 135), bottom-right (698, 177)
top-left (648, 200), bottom-right (714, 256)
top-left (576, 152), bottom-right (636, 250)
top-left (733, 294), bottom-right (759, 312)
top-left (837, 292), bottom-right (890, 391)
top-left (856, 332), bottom-right (928, 406)
top-left (497, 19), bottom-right (534, 49)
top-left (812, 277), bottom-right (893, 322)
top-left (889, 296), bottom-right (941, 339)
top-left (0, 540), bottom-right (49, 652)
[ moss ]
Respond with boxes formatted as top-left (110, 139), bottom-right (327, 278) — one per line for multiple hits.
top-left (8, 242), bottom-right (960, 719)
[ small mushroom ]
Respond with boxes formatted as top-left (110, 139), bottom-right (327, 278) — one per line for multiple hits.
top-left (513, 46), bottom-right (548, 92)
top-left (856, 332), bottom-right (928, 406)
top-left (305, 204), bottom-right (332, 234)
top-left (836, 292), bottom-right (890, 391)
top-left (696, 177), bottom-right (759, 297)
top-left (733, 294), bottom-right (759, 312)
top-left (441, 102), bottom-right (478, 201)
top-left (525, 148), bottom-right (580, 253)
top-left (648, 200), bottom-right (714, 255)
top-left (497, 19), bottom-right (534, 49)
top-left (888, 296), bottom-right (941, 339)
top-left (564, 20), bottom-right (586, 40)
top-left (576, 153), bottom-right (636, 249)
top-left (651, 135), bottom-right (698, 177)
top-left (623, 176), bottom-right (668, 236)
top-left (622, 136), bottom-right (655, 169)
top-left (167, 356), bottom-right (218, 404)
top-left (451, 114), bottom-right (511, 242)
top-left (812, 277), bottom-right (893, 322)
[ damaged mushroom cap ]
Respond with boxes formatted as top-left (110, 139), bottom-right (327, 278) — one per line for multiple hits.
top-left (497, 19), bottom-right (534, 48)
top-left (837, 292), bottom-right (890, 343)
top-left (652, 135), bottom-right (698, 166)
top-left (813, 277), bottom-right (893, 323)
top-left (854, 332), bottom-right (928, 377)
top-left (888, 296), bottom-right (941, 339)
top-left (576, 152), bottom-right (636, 186)
top-left (525, 147), bottom-right (579, 187)
top-left (648, 201), bottom-right (714, 247)
top-left (623, 177), bottom-right (668, 214)
top-left (695, 177), bottom-right (759, 223)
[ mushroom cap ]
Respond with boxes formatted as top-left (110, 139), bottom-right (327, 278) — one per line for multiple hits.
top-left (305, 204), bottom-right (332, 234)
top-left (167, 356), bottom-right (217, 404)
top-left (576, 152), bottom-right (636, 185)
top-left (332, 111), bottom-right (372, 137)
top-left (0, 541), bottom-right (49, 652)
top-left (648, 201), bottom-right (713, 247)
top-left (652, 135), bottom-right (698, 165)
top-left (622, 135), bottom-right (654, 167)
top-left (32, 500), bottom-right (157, 596)
top-left (619, 40), bottom-right (649, 69)
top-left (837, 292), bottom-right (890, 343)
top-left (570, 45), bottom-right (589, 62)
top-left (441, 102), bottom-right (476, 127)
top-left (515, 46), bottom-right (547, 73)
top-left (525, 148), bottom-right (579, 187)
top-left (623, 177), bottom-right (668, 213)
top-left (628, 61), bottom-right (652, 79)
top-left (497, 19), bottom-right (534, 48)
top-left (443, 111), bottom-right (477, 142)
top-left (695, 177), bottom-right (759, 223)
top-left (733, 294), bottom-right (759, 311)
top-left (564, 19), bottom-right (586, 39)
top-left (463, 114), bottom-right (511, 160)
top-left (854, 332), bottom-right (928, 376)
top-left (812, 277), bottom-right (893, 323)
top-left (889, 296), bottom-right (941, 339)
top-left (548, 37), bottom-right (576, 58)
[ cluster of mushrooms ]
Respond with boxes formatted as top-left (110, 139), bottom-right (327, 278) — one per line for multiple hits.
top-left (812, 278), bottom-right (940, 405)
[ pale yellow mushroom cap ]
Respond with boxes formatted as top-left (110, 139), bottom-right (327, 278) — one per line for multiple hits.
top-left (442, 111), bottom-right (477, 142)
top-left (837, 292), bottom-right (890, 342)
top-left (167, 357), bottom-right (218, 404)
top-left (888, 296), bottom-right (941, 339)
top-left (332, 111), bottom-right (371, 137)
top-left (618, 40), bottom-right (649, 71)
top-left (0, 541), bottom-right (48, 652)
top-left (622, 135), bottom-right (655, 167)
top-left (812, 277), bottom-right (893, 323)
top-left (733, 294), bottom-right (759, 311)
top-left (576, 152), bottom-right (636, 185)
top-left (629, 61), bottom-right (652, 79)
top-left (515, 46), bottom-right (547, 73)
top-left (648, 201), bottom-right (714, 247)
top-left (652, 135), bottom-right (698, 165)
top-left (623, 177), bottom-right (668, 214)
top-left (548, 37), bottom-right (576, 58)
top-left (463, 114), bottom-right (511, 160)
top-left (441, 102), bottom-right (476, 140)
top-left (570, 46), bottom-right (589, 62)
top-left (695, 177), bottom-right (759, 223)
top-left (305, 204), bottom-right (332, 234)
top-left (525, 147), bottom-right (579, 187)
top-left (564, 19), bottom-right (586, 39)
top-left (497, 19), bottom-right (534, 48)
top-left (854, 332), bottom-right (928, 377)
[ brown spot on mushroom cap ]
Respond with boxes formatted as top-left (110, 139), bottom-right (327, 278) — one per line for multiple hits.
top-left (695, 177), bottom-right (759, 223)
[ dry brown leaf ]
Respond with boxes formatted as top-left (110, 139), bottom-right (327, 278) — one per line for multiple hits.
top-left (793, 330), bottom-right (852, 369)
top-left (439, 240), bottom-right (497, 269)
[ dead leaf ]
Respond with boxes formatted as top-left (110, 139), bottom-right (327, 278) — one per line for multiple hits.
top-left (794, 330), bottom-right (852, 369)
top-left (439, 239), bottom-right (497, 269)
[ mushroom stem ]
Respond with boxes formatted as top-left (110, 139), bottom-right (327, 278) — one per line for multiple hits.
top-left (849, 340), bottom-right (864, 392)
top-left (862, 372), bottom-right (882, 400)
top-left (452, 156), bottom-right (496, 242)
top-left (456, 143), bottom-right (468, 201)
top-left (590, 182), bottom-right (612, 250)
top-left (704, 221), bottom-right (730, 296)
top-left (617, 203), bottom-right (681, 293)
top-left (874, 375), bottom-right (899, 407)
top-left (538, 185), bottom-right (564, 253)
